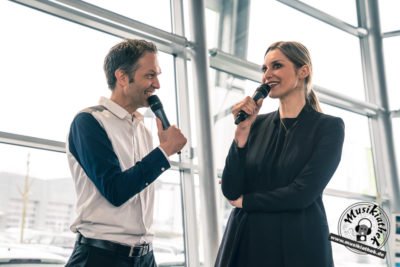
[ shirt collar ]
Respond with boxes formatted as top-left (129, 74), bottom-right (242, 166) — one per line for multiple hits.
top-left (99, 97), bottom-right (144, 121)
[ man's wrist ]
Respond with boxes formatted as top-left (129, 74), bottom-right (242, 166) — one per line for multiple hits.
top-left (158, 146), bottom-right (170, 159)
top-left (159, 143), bottom-right (173, 156)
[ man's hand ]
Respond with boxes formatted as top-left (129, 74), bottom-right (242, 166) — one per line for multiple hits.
top-left (157, 118), bottom-right (187, 156)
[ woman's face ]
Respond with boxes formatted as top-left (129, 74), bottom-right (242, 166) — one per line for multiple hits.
top-left (262, 49), bottom-right (307, 100)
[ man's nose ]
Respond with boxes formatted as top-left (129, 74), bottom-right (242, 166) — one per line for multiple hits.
top-left (152, 77), bottom-right (160, 89)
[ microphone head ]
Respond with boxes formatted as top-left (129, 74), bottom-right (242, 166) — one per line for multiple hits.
top-left (256, 83), bottom-right (271, 98)
top-left (147, 95), bottom-right (163, 112)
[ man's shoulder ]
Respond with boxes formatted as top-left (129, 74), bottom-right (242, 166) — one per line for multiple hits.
top-left (80, 105), bottom-right (106, 114)
top-left (72, 105), bottom-right (107, 124)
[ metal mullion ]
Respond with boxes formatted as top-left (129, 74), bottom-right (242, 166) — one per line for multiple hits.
top-left (173, 59), bottom-right (200, 267)
top-left (0, 130), bottom-right (194, 172)
top-left (171, 0), bottom-right (200, 266)
top-left (324, 188), bottom-right (377, 203)
top-left (357, 0), bottom-right (400, 207)
top-left (357, 1), bottom-right (399, 265)
top-left (314, 85), bottom-right (381, 117)
top-left (0, 131), bottom-right (65, 153)
top-left (10, 0), bottom-right (187, 55)
top-left (391, 109), bottom-right (400, 118)
top-left (209, 48), bottom-right (382, 117)
top-left (277, 0), bottom-right (367, 37)
top-left (383, 30), bottom-right (400, 38)
top-left (209, 48), bottom-right (261, 82)
top-left (187, 0), bottom-right (220, 266)
top-left (55, 0), bottom-right (187, 47)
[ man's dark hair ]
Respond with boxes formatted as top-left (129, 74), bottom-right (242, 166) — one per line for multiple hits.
top-left (104, 39), bottom-right (158, 90)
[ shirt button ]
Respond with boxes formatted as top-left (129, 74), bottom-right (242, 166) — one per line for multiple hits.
top-left (161, 167), bottom-right (165, 172)
top-left (145, 182), bottom-right (149, 186)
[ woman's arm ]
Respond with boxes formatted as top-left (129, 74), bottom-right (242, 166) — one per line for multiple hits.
top-left (221, 98), bottom-right (264, 200)
top-left (221, 141), bottom-right (248, 200)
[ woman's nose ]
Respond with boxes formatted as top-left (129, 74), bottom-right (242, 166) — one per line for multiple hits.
top-left (262, 70), bottom-right (271, 83)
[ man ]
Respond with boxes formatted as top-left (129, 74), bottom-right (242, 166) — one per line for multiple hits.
top-left (65, 39), bottom-right (187, 267)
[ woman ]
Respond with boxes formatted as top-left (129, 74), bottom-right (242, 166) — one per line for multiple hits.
top-left (215, 41), bottom-right (345, 267)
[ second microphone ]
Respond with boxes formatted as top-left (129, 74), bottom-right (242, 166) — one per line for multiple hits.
top-left (234, 83), bottom-right (271, 125)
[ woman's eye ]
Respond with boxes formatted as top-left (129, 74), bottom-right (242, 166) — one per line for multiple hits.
top-left (273, 63), bottom-right (282, 69)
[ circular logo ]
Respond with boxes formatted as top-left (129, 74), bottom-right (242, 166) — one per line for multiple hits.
top-left (338, 202), bottom-right (390, 254)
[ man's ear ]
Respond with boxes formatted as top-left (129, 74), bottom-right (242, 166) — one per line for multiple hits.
top-left (115, 69), bottom-right (128, 87)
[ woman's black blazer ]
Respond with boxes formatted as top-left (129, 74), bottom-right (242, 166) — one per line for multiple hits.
top-left (218, 104), bottom-right (345, 267)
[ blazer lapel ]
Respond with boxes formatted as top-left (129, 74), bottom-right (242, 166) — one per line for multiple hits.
top-left (247, 112), bottom-right (278, 175)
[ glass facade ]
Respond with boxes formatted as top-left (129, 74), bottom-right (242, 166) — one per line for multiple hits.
top-left (0, 0), bottom-right (399, 266)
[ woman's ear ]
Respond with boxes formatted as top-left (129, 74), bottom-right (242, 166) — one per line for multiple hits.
top-left (299, 65), bottom-right (310, 79)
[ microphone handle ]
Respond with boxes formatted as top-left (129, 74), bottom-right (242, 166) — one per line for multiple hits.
top-left (154, 109), bottom-right (181, 155)
top-left (154, 109), bottom-right (171, 130)
top-left (234, 91), bottom-right (266, 125)
top-left (234, 111), bottom-right (249, 125)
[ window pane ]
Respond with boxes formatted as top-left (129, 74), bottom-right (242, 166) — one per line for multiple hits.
top-left (0, 143), bottom-right (75, 262)
top-left (82, 0), bottom-right (172, 32)
top-left (246, 0), bottom-right (365, 100)
top-left (299, 0), bottom-right (358, 25)
top-left (0, 143), bottom-right (186, 265)
top-left (379, 1), bottom-right (400, 33)
top-left (153, 171), bottom-right (185, 265)
top-left (322, 104), bottom-right (377, 196)
top-left (205, 8), bottom-right (220, 49)
top-left (193, 174), bottom-right (207, 266)
top-left (0, 1), bottom-right (176, 143)
top-left (0, 1), bottom-right (116, 141)
top-left (383, 37), bottom-right (400, 110)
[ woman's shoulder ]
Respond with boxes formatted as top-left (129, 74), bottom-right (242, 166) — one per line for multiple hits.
top-left (316, 111), bottom-right (344, 125)
top-left (312, 111), bottom-right (345, 134)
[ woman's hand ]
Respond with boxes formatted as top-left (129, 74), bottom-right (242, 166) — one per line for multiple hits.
top-left (232, 97), bottom-right (263, 147)
top-left (229, 195), bottom-right (243, 208)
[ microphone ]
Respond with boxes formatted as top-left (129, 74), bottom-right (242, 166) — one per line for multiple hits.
top-left (234, 83), bottom-right (271, 125)
top-left (148, 95), bottom-right (171, 130)
top-left (148, 95), bottom-right (181, 155)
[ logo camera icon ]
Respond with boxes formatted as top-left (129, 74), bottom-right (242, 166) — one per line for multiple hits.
top-left (355, 218), bottom-right (372, 242)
